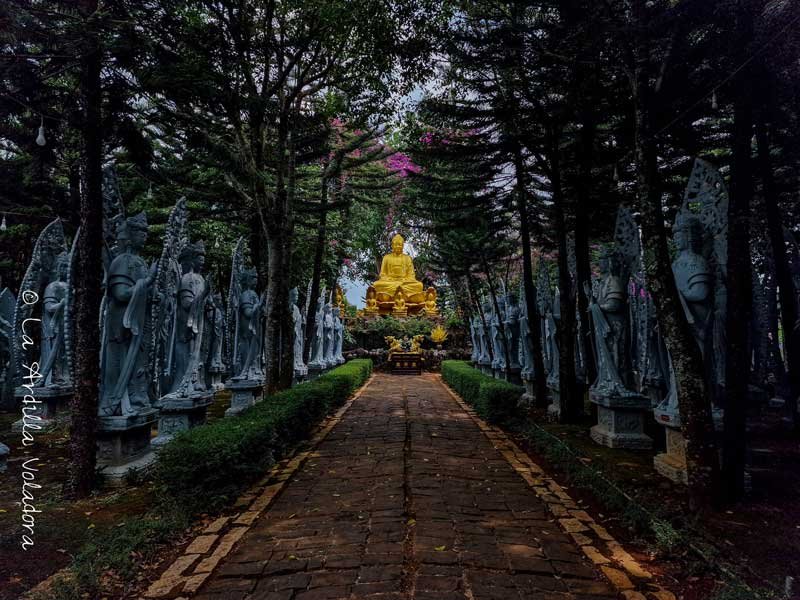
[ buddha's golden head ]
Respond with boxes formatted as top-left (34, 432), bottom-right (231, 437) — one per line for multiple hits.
top-left (391, 233), bottom-right (405, 256)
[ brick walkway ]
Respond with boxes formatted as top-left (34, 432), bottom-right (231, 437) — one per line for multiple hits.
top-left (190, 373), bottom-right (620, 600)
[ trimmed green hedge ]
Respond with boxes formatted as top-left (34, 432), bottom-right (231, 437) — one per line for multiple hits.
top-left (441, 360), bottom-right (522, 425)
top-left (154, 359), bottom-right (372, 514)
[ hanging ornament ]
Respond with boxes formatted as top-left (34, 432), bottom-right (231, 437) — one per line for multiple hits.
top-left (214, 236), bottom-right (220, 249)
top-left (36, 116), bottom-right (46, 146)
top-left (711, 90), bottom-right (718, 110)
top-left (146, 183), bottom-right (153, 200)
top-left (613, 164), bottom-right (619, 182)
top-left (0, 215), bottom-right (6, 231)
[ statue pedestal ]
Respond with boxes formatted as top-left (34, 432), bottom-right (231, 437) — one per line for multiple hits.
top-left (208, 368), bottom-right (226, 392)
top-left (547, 385), bottom-right (562, 421)
top-left (224, 379), bottom-right (264, 417)
top-left (152, 391), bottom-right (214, 448)
top-left (225, 379), bottom-right (263, 416)
top-left (520, 375), bottom-right (535, 407)
top-left (293, 365), bottom-right (308, 385)
top-left (392, 308), bottom-right (408, 318)
top-left (12, 386), bottom-right (72, 432)
top-left (590, 390), bottom-right (653, 450)
top-left (653, 426), bottom-right (688, 485)
top-left (97, 409), bottom-right (158, 483)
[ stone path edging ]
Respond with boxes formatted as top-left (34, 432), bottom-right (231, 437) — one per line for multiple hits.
top-left (440, 378), bottom-right (676, 600)
top-left (141, 375), bottom-right (375, 599)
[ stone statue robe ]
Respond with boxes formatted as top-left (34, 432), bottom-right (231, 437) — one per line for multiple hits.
top-left (333, 313), bottom-right (344, 364)
top-left (239, 292), bottom-right (265, 380)
top-left (309, 299), bottom-right (326, 368)
top-left (100, 251), bottom-right (151, 416)
top-left (503, 299), bottom-right (521, 370)
top-left (470, 317), bottom-right (480, 363)
top-left (519, 308), bottom-right (534, 379)
top-left (588, 273), bottom-right (632, 396)
top-left (292, 302), bottom-right (306, 371)
top-left (207, 301), bottom-right (225, 373)
top-left (323, 307), bottom-right (334, 366)
top-left (233, 289), bottom-right (258, 377)
top-left (39, 278), bottom-right (68, 387)
top-left (167, 269), bottom-right (208, 395)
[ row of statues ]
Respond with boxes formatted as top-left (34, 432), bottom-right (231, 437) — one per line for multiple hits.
top-left (3, 167), bottom-right (347, 476)
top-left (468, 159), bottom-right (730, 478)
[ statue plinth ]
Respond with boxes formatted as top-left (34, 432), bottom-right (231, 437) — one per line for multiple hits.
top-left (96, 408), bottom-right (158, 483)
top-left (589, 389), bottom-right (653, 450)
top-left (224, 377), bottom-right (264, 417)
top-left (152, 390), bottom-right (214, 448)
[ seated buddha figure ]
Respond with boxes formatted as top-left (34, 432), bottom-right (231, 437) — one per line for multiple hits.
top-left (373, 234), bottom-right (424, 298)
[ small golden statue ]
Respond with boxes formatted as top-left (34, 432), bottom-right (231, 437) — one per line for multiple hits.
top-left (335, 286), bottom-right (345, 313)
top-left (423, 286), bottom-right (438, 316)
top-left (410, 334), bottom-right (425, 353)
top-left (364, 285), bottom-right (379, 316)
top-left (392, 286), bottom-right (408, 317)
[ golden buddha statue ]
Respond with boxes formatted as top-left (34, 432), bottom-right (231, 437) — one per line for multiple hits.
top-left (373, 234), bottom-right (424, 298)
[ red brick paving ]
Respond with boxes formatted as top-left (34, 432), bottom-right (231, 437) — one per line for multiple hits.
top-left (193, 373), bottom-right (618, 600)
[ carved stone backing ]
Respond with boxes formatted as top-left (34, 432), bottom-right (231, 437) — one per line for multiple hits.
top-left (149, 198), bottom-right (189, 398)
top-left (12, 219), bottom-right (67, 383)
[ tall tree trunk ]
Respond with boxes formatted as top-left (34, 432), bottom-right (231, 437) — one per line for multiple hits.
top-left (514, 145), bottom-right (548, 408)
top-left (630, 0), bottom-right (718, 509)
top-left (756, 113), bottom-right (800, 431)
top-left (67, 0), bottom-right (102, 499)
top-left (574, 114), bottom-right (597, 388)
top-left (263, 108), bottom-right (294, 393)
top-left (722, 0), bottom-right (755, 503)
top-left (304, 179), bottom-right (328, 363)
top-left (549, 131), bottom-right (579, 423)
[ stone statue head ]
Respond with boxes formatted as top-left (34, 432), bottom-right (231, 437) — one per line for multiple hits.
top-left (239, 267), bottom-right (257, 290)
top-left (119, 212), bottom-right (148, 250)
top-left (674, 212), bottom-right (704, 253)
top-left (180, 240), bottom-right (206, 272)
top-left (599, 247), bottom-right (623, 276)
top-left (289, 287), bottom-right (298, 306)
top-left (213, 291), bottom-right (223, 307)
top-left (391, 233), bottom-right (405, 256)
top-left (53, 251), bottom-right (70, 281)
